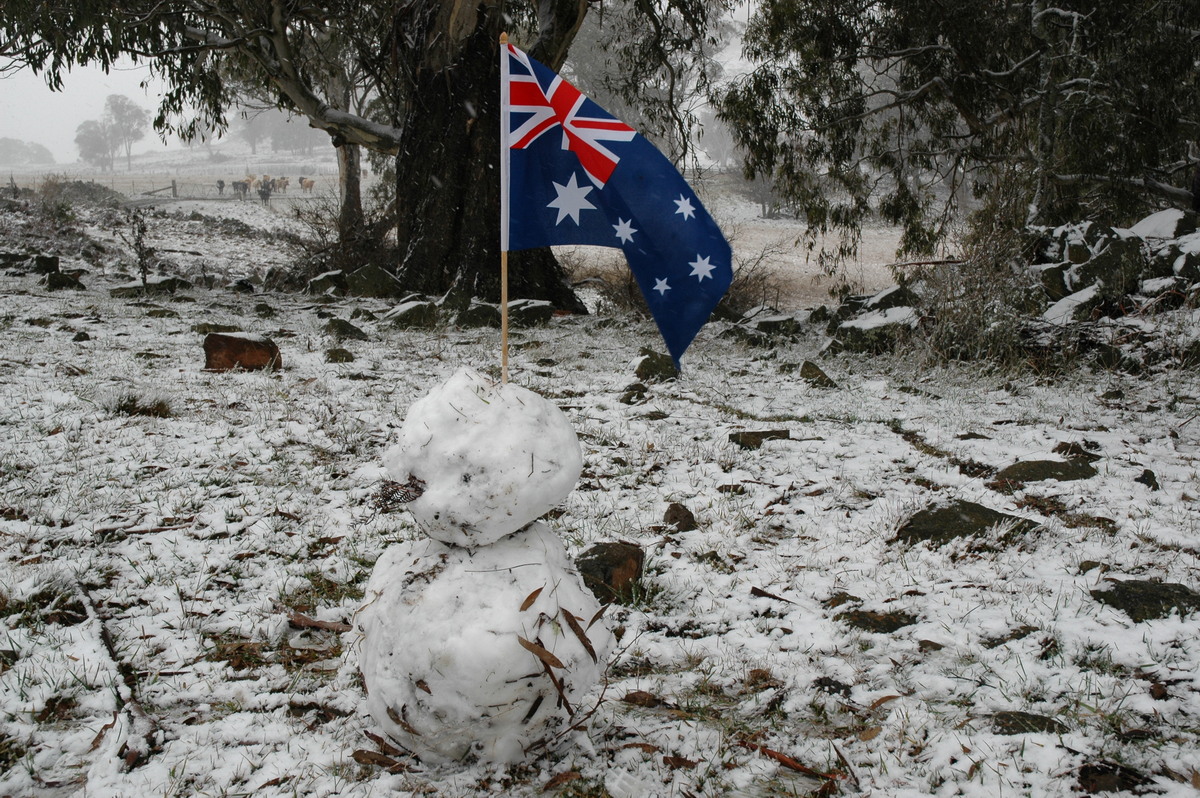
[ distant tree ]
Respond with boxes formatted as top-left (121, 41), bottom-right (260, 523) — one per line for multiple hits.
top-left (0, 137), bottom-right (54, 165)
top-left (74, 119), bottom-right (116, 171)
top-left (103, 94), bottom-right (149, 171)
top-left (718, 0), bottom-right (1200, 258)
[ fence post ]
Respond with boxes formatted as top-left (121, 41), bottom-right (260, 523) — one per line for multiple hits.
top-left (171, 180), bottom-right (178, 198)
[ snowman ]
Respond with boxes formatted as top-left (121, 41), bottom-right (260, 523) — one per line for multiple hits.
top-left (357, 367), bottom-right (614, 765)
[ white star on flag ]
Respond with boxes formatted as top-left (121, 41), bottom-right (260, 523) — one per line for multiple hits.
top-left (613, 218), bottom-right (637, 244)
top-left (548, 173), bottom-right (596, 225)
top-left (689, 254), bottom-right (717, 282)
top-left (673, 195), bottom-right (696, 220)
top-left (653, 278), bottom-right (670, 295)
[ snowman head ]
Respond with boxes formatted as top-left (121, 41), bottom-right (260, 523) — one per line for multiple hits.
top-left (382, 367), bottom-right (582, 546)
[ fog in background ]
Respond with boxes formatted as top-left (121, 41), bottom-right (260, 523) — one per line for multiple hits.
top-left (0, 60), bottom-right (175, 164)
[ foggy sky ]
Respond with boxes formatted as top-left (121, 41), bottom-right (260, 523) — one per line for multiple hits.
top-left (0, 61), bottom-right (173, 164)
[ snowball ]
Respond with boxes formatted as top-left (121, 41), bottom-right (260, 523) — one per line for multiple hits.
top-left (382, 367), bottom-right (582, 546)
top-left (356, 522), bottom-right (613, 765)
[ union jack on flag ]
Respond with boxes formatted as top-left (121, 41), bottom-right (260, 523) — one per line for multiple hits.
top-left (500, 41), bottom-right (731, 369)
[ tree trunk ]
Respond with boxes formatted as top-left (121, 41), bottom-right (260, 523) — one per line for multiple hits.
top-left (335, 140), bottom-right (367, 261)
top-left (392, 1), bottom-right (588, 313)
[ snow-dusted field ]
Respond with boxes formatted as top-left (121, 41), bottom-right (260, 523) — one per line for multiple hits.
top-left (2, 193), bottom-right (1199, 797)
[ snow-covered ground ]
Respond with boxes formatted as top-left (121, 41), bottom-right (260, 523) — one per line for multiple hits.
top-left (1, 194), bottom-right (1199, 797)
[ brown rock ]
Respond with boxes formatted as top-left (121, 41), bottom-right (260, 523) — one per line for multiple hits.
top-left (663, 502), bottom-right (697, 531)
top-left (577, 542), bottom-right (645, 605)
top-left (203, 332), bottom-right (282, 372)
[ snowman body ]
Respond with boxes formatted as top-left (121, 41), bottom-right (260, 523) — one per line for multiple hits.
top-left (358, 368), bottom-right (612, 764)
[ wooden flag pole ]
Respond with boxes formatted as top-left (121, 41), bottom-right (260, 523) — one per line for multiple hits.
top-left (500, 32), bottom-right (510, 384)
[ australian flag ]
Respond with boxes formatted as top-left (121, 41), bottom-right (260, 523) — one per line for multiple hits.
top-left (500, 41), bottom-right (732, 369)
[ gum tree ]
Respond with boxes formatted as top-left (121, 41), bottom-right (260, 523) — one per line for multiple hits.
top-left (718, 0), bottom-right (1200, 257)
top-left (2, 0), bottom-right (729, 309)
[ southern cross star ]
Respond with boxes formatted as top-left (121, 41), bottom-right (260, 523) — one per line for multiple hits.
top-left (613, 218), bottom-right (637, 244)
top-left (673, 195), bottom-right (696, 220)
top-left (653, 278), bottom-right (670, 296)
top-left (688, 254), bottom-right (716, 282)
top-left (548, 173), bottom-right (596, 225)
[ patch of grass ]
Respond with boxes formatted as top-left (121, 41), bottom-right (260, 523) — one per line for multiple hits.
top-left (110, 391), bottom-right (173, 418)
top-left (287, 571), bottom-right (365, 614)
top-left (0, 734), bottom-right (27, 773)
top-left (0, 588), bottom-right (87, 627)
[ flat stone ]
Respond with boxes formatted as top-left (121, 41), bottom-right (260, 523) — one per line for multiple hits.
top-left (1091, 579), bottom-right (1200, 622)
top-left (110, 276), bottom-right (192, 298)
top-left (992, 711), bottom-right (1067, 735)
top-left (323, 318), bottom-right (369, 341)
top-left (383, 300), bottom-right (439, 329)
top-left (508, 298), bottom-right (554, 327)
top-left (325, 347), bottom-right (355, 363)
top-left (729, 430), bottom-right (790, 450)
top-left (893, 500), bottom-right (1039, 548)
top-left (799, 360), bottom-right (837, 388)
top-left (203, 332), bottom-right (282, 372)
top-left (834, 609), bottom-right (917, 633)
top-left (634, 348), bottom-right (677, 382)
top-left (994, 459), bottom-right (1097, 484)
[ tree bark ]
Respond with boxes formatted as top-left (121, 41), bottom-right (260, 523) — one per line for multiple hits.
top-left (391, 0), bottom-right (588, 313)
top-left (335, 139), bottom-right (366, 259)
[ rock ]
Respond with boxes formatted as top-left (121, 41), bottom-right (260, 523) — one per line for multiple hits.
top-left (1051, 441), bottom-right (1101, 463)
top-left (893, 500), bottom-right (1038, 548)
top-left (1134, 469), bottom-right (1160, 491)
top-left (203, 332), bottom-right (282, 372)
top-left (1130, 208), bottom-right (1197, 239)
top-left (325, 347), bottom-right (355, 363)
top-left (456, 302), bottom-right (502, 328)
top-left (508, 299), bottom-right (555, 328)
top-left (1090, 579), bottom-right (1200, 622)
top-left (865, 284), bottom-right (919, 310)
top-left (993, 458), bottom-right (1097, 484)
top-left (799, 360), bottom-right (837, 388)
top-left (811, 676), bottom-right (852, 697)
top-left (350, 308), bottom-right (377, 321)
top-left (729, 430), bottom-right (790, 450)
top-left (146, 308), bottom-right (179, 319)
top-left (577, 542), bottom-right (645, 605)
top-left (1075, 762), bottom-right (1152, 794)
top-left (323, 318), bottom-right (369, 341)
top-left (254, 302), bottom-right (277, 318)
top-left (663, 502), bottom-right (697, 532)
top-left (834, 609), bottom-right (917, 633)
top-left (634, 348), bottom-right (677, 382)
top-left (346, 263), bottom-right (398, 298)
top-left (72, 331), bottom-right (90, 342)
top-left (1035, 262), bottom-right (1072, 301)
top-left (1074, 235), bottom-right (1146, 299)
top-left (619, 382), bottom-right (649, 405)
top-left (109, 276), bottom-right (192, 298)
top-left (228, 278), bottom-right (256, 294)
top-left (1043, 284), bottom-right (1102, 325)
top-left (307, 270), bottom-right (346, 296)
top-left (383, 300), bottom-right (439, 329)
top-left (192, 323), bottom-right (241, 335)
top-left (29, 254), bottom-right (60, 274)
top-left (44, 271), bottom-right (83, 291)
top-left (831, 306), bottom-right (918, 353)
top-left (991, 711), bottom-right (1067, 735)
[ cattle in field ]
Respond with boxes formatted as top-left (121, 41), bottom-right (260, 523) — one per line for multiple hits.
top-left (258, 181), bottom-right (272, 206)
top-left (300, 177), bottom-right (316, 193)
top-left (232, 180), bottom-right (249, 200)
top-left (216, 179), bottom-right (225, 196)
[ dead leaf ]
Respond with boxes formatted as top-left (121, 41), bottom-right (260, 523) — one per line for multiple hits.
top-left (520, 586), bottom-right (544, 612)
top-left (621, 742), bottom-right (660, 753)
top-left (858, 726), bottom-right (882, 741)
top-left (561, 608), bottom-right (597, 663)
top-left (586, 603), bottom-right (608, 630)
top-left (352, 749), bottom-right (409, 772)
top-left (363, 730), bottom-right (405, 758)
top-left (738, 741), bottom-right (839, 781)
top-left (415, 679), bottom-right (431, 694)
top-left (89, 711), bottom-right (118, 751)
top-left (749, 585), bottom-right (795, 603)
top-left (869, 694), bottom-right (901, 711)
top-left (663, 755), bottom-right (699, 770)
top-left (543, 771), bottom-right (582, 791)
top-left (518, 635), bottom-right (565, 670)
top-left (283, 607), bottom-right (352, 633)
top-left (1192, 769), bottom-right (1200, 789)
top-left (622, 690), bottom-right (664, 708)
